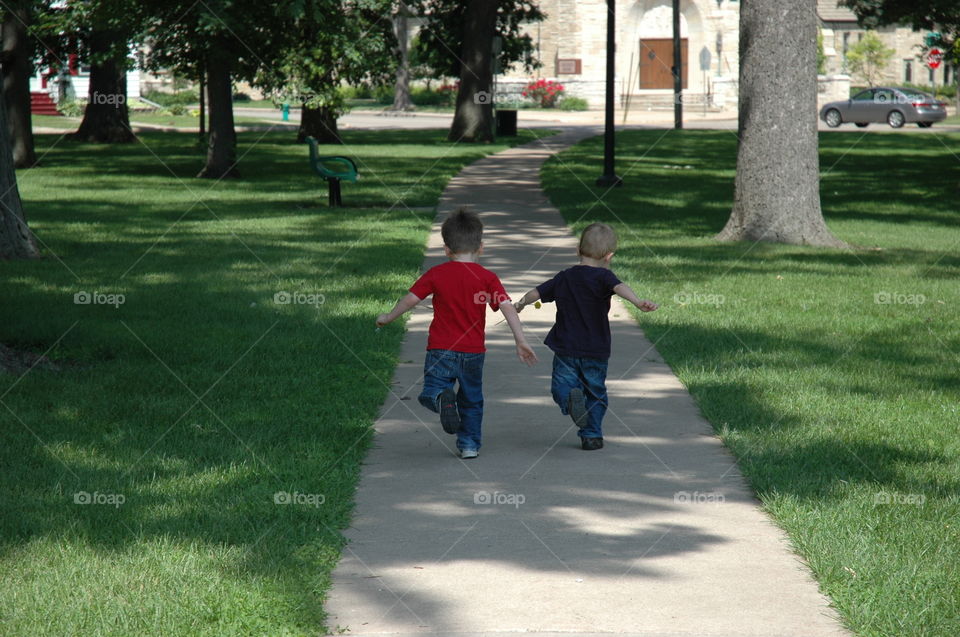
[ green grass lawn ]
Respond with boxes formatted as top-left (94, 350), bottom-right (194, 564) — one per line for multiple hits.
top-left (0, 128), bottom-right (547, 636)
top-left (32, 114), bottom-right (82, 130)
top-left (33, 113), bottom-right (279, 132)
top-left (233, 100), bottom-right (282, 109)
top-left (127, 113), bottom-right (284, 129)
top-left (542, 130), bottom-right (960, 637)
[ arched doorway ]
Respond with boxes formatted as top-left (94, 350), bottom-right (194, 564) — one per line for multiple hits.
top-left (621, 0), bottom-right (712, 104)
top-left (637, 5), bottom-right (688, 89)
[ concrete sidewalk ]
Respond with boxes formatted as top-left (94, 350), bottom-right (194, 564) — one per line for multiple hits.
top-left (324, 130), bottom-right (850, 636)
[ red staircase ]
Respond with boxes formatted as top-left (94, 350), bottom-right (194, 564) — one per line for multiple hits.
top-left (30, 92), bottom-right (60, 116)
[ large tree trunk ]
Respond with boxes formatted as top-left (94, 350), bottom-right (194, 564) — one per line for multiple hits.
top-left (2, 6), bottom-right (38, 168)
top-left (716, 0), bottom-right (846, 247)
top-left (448, 0), bottom-right (496, 143)
top-left (390, 6), bottom-right (414, 112)
top-left (72, 31), bottom-right (136, 144)
top-left (297, 105), bottom-right (341, 144)
top-left (0, 74), bottom-right (39, 259)
top-left (198, 54), bottom-right (238, 179)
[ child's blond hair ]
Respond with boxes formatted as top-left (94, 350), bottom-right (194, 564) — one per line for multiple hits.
top-left (578, 222), bottom-right (617, 259)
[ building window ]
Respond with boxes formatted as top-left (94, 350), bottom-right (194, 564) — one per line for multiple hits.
top-left (929, 67), bottom-right (935, 84)
top-left (904, 59), bottom-right (912, 83)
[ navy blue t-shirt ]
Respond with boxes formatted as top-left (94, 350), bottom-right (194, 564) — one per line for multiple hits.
top-left (537, 265), bottom-right (622, 359)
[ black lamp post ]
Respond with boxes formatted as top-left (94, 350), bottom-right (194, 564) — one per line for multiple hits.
top-left (672, 0), bottom-right (682, 129)
top-left (596, 0), bottom-right (622, 187)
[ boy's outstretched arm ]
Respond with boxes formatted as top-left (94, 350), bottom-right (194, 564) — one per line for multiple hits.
top-left (376, 292), bottom-right (423, 327)
top-left (499, 301), bottom-right (538, 366)
top-left (513, 289), bottom-right (541, 313)
top-left (613, 283), bottom-right (659, 312)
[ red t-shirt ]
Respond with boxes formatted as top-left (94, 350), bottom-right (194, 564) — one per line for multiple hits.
top-left (409, 261), bottom-right (509, 353)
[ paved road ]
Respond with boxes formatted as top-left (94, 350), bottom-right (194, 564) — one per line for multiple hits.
top-left (233, 106), bottom-right (960, 134)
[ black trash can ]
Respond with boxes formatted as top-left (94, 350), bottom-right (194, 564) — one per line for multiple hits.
top-left (496, 109), bottom-right (518, 137)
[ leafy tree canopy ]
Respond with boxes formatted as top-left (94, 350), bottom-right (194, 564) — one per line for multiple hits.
top-left (255, 0), bottom-right (396, 114)
top-left (141, 0), bottom-right (290, 81)
top-left (842, 0), bottom-right (960, 33)
top-left (414, 0), bottom-right (544, 79)
top-left (845, 30), bottom-right (895, 86)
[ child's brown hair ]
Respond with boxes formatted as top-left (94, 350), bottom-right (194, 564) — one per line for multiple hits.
top-left (441, 207), bottom-right (483, 254)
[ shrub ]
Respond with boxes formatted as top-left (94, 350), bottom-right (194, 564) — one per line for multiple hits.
top-left (141, 90), bottom-right (198, 108)
top-left (522, 78), bottom-right (564, 108)
top-left (411, 84), bottom-right (457, 107)
top-left (57, 99), bottom-right (85, 117)
top-left (437, 82), bottom-right (459, 106)
top-left (900, 82), bottom-right (955, 101)
top-left (339, 85), bottom-right (374, 100)
top-left (558, 96), bottom-right (589, 111)
top-left (373, 84), bottom-right (394, 105)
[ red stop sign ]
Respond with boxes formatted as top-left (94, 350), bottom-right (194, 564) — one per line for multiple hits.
top-left (927, 48), bottom-right (943, 69)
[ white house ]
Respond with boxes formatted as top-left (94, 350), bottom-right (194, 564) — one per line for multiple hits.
top-left (30, 54), bottom-right (141, 106)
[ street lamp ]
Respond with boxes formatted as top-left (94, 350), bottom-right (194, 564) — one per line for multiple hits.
top-left (596, 0), bottom-right (622, 187)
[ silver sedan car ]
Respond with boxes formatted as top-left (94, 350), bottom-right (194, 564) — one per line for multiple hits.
top-left (820, 87), bottom-right (947, 128)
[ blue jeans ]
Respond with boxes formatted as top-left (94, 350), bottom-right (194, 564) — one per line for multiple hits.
top-left (551, 354), bottom-right (609, 439)
top-left (418, 349), bottom-right (485, 451)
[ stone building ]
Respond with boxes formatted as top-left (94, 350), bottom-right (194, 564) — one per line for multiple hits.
top-left (498, 0), bottom-right (949, 109)
top-left (818, 2), bottom-right (954, 89)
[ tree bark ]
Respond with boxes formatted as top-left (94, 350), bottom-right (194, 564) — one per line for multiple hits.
top-left (72, 31), bottom-right (136, 144)
top-left (0, 71), bottom-right (39, 259)
top-left (297, 105), bottom-right (341, 144)
top-left (390, 6), bottom-right (415, 112)
top-left (198, 53), bottom-right (238, 179)
top-left (448, 0), bottom-right (496, 143)
top-left (716, 0), bottom-right (846, 247)
top-left (2, 6), bottom-right (38, 168)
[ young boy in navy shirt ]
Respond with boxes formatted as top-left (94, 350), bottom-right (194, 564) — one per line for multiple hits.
top-left (514, 222), bottom-right (658, 450)
top-left (377, 208), bottom-right (538, 458)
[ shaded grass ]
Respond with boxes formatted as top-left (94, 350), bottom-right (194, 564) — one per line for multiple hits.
top-left (542, 129), bottom-right (960, 637)
top-left (0, 128), bottom-right (548, 636)
top-left (32, 113), bottom-right (277, 132)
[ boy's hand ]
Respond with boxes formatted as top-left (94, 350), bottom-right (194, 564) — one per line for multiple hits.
top-left (514, 300), bottom-right (525, 313)
top-left (516, 342), bottom-right (538, 366)
top-left (638, 300), bottom-right (659, 312)
top-left (376, 313), bottom-right (391, 327)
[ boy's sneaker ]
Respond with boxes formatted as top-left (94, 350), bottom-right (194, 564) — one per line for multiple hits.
top-left (459, 448), bottom-right (479, 459)
top-left (581, 437), bottom-right (604, 451)
top-left (438, 388), bottom-right (461, 434)
top-left (567, 388), bottom-right (588, 429)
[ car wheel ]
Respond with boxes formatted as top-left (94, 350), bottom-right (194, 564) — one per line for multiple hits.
top-left (855, 123), bottom-right (869, 128)
top-left (917, 122), bottom-right (933, 128)
top-left (887, 110), bottom-right (905, 128)
top-left (824, 109), bottom-right (842, 128)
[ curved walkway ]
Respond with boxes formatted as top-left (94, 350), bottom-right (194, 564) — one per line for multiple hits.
top-left (324, 130), bottom-right (850, 637)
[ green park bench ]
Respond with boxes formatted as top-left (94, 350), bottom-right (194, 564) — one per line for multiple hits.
top-left (305, 136), bottom-right (359, 207)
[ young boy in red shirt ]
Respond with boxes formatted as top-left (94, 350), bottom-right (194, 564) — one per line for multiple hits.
top-left (514, 222), bottom-right (658, 450)
top-left (377, 208), bottom-right (538, 458)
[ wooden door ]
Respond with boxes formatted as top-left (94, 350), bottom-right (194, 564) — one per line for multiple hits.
top-left (638, 39), bottom-right (688, 89)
